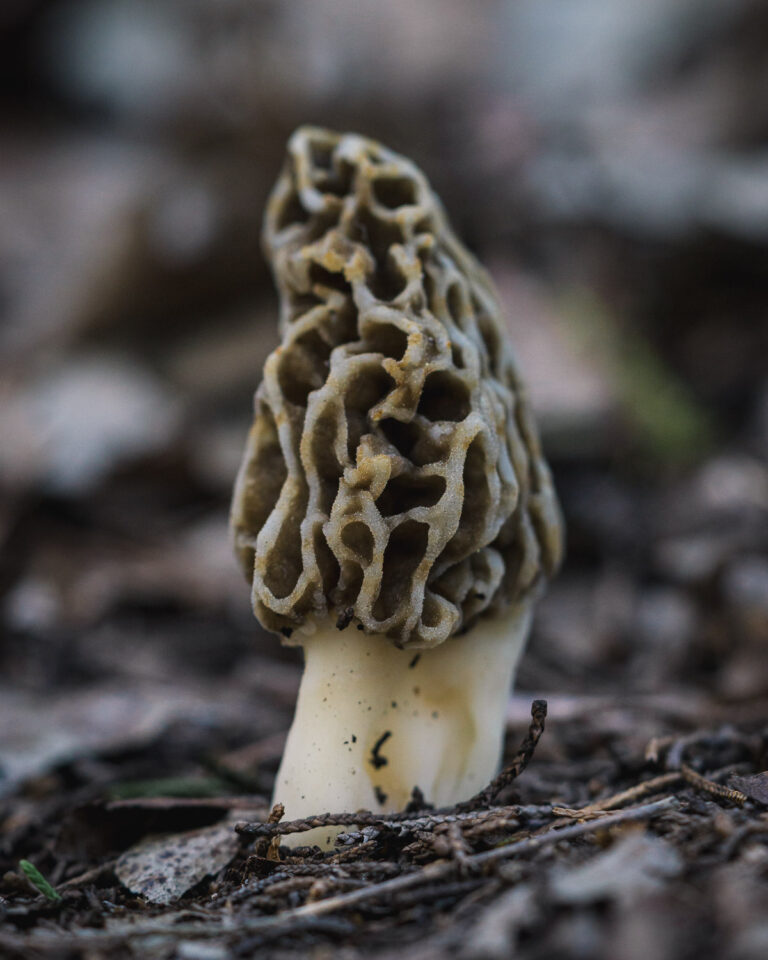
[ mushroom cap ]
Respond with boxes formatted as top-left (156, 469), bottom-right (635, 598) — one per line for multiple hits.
top-left (231, 127), bottom-right (563, 647)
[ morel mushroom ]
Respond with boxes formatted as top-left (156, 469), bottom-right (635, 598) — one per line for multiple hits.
top-left (231, 127), bottom-right (563, 841)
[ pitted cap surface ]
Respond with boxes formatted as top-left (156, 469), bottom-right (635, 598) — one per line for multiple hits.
top-left (231, 127), bottom-right (563, 646)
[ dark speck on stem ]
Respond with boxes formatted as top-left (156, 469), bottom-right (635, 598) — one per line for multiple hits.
top-left (370, 731), bottom-right (392, 769)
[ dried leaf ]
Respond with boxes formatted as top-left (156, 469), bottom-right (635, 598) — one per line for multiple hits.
top-left (115, 823), bottom-right (240, 904)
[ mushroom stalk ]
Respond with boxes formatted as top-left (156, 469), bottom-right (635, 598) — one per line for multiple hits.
top-left (273, 604), bottom-right (532, 847)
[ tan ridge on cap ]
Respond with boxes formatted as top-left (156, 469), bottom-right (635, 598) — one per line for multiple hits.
top-left (231, 126), bottom-right (563, 647)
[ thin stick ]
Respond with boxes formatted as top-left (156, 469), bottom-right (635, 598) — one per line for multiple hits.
top-left (681, 764), bottom-right (747, 806)
top-left (552, 762), bottom-right (749, 821)
top-left (58, 862), bottom-right (116, 890)
top-left (463, 699), bottom-right (547, 808)
top-left (553, 772), bottom-right (683, 817)
top-left (236, 803), bottom-right (535, 839)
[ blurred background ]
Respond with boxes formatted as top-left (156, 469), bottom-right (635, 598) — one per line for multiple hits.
top-left (1, 0), bottom-right (767, 797)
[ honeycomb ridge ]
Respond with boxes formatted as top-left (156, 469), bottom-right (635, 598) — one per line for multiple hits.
top-left (231, 127), bottom-right (563, 647)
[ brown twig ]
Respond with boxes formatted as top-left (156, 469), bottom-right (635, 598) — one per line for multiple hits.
top-left (237, 810), bottom-right (393, 837)
top-left (552, 761), bottom-right (749, 822)
top-left (58, 862), bottom-right (117, 890)
top-left (553, 772), bottom-right (683, 818)
top-left (462, 700), bottom-right (547, 809)
top-left (236, 803), bottom-right (538, 841)
top-left (681, 764), bottom-right (747, 806)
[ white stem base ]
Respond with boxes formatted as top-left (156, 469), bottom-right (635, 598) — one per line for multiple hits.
top-left (272, 607), bottom-right (532, 848)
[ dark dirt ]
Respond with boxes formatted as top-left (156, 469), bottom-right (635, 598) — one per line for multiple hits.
top-left (1, 689), bottom-right (767, 959)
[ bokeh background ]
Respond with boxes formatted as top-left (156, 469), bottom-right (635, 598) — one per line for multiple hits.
top-left (1, 0), bottom-right (767, 799)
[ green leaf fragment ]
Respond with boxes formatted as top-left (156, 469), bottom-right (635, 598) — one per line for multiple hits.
top-left (19, 859), bottom-right (62, 901)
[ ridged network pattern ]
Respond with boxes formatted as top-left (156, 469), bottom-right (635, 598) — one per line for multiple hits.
top-left (231, 127), bottom-right (563, 647)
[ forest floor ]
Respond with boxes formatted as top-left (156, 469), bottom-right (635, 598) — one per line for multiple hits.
top-left (2, 619), bottom-right (767, 959)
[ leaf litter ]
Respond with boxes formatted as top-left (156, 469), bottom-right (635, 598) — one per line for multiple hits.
top-left (2, 699), bottom-right (768, 959)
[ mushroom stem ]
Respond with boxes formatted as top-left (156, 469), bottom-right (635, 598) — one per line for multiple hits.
top-left (272, 604), bottom-right (532, 848)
